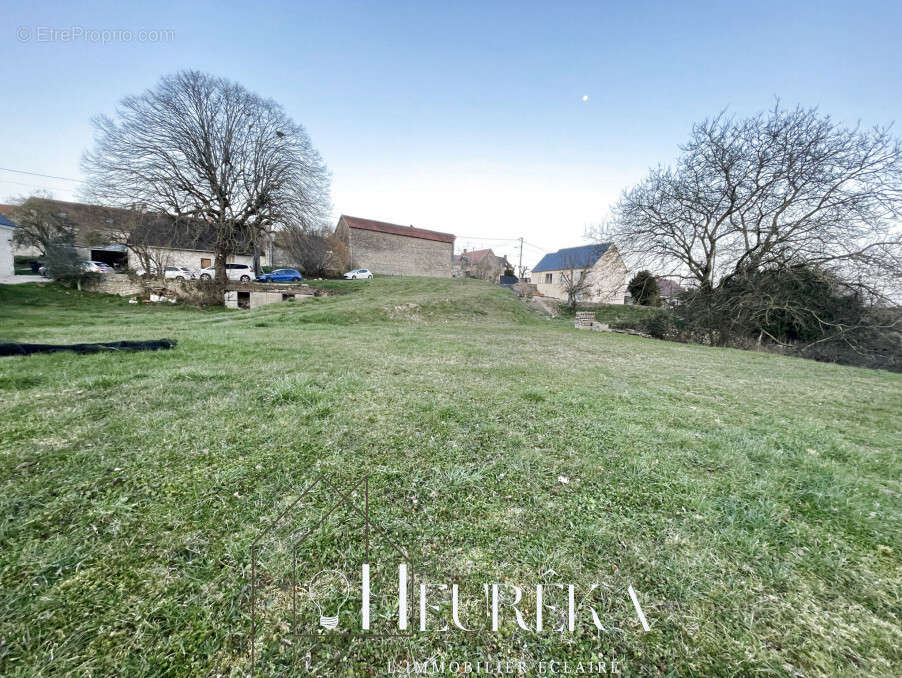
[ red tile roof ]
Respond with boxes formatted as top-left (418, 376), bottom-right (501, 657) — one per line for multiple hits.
top-left (340, 215), bottom-right (455, 244)
top-left (460, 248), bottom-right (493, 263)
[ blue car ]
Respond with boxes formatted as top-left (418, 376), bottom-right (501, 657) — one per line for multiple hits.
top-left (257, 268), bottom-right (303, 283)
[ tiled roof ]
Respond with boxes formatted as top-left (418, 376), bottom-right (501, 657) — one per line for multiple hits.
top-left (461, 248), bottom-right (493, 263)
top-left (532, 243), bottom-right (612, 272)
top-left (341, 215), bottom-right (455, 244)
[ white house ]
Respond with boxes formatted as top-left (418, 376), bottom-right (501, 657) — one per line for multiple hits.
top-left (531, 243), bottom-right (629, 304)
top-left (0, 211), bottom-right (16, 278)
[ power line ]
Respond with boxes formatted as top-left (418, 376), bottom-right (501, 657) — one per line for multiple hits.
top-left (0, 178), bottom-right (70, 190)
top-left (455, 235), bottom-right (523, 242)
top-left (0, 167), bottom-right (84, 183)
top-left (522, 240), bottom-right (553, 253)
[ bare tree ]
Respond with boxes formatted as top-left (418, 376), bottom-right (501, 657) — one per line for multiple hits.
top-left (279, 226), bottom-right (349, 277)
top-left (606, 104), bottom-right (902, 300)
top-left (559, 259), bottom-right (593, 311)
top-left (82, 70), bottom-right (331, 283)
top-left (8, 194), bottom-right (77, 256)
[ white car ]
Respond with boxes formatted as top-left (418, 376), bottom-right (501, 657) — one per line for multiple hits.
top-left (344, 268), bottom-right (373, 279)
top-left (82, 261), bottom-right (115, 274)
top-left (198, 263), bottom-right (256, 282)
top-left (136, 265), bottom-right (197, 281)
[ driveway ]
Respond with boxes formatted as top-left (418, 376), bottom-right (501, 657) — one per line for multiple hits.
top-left (0, 275), bottom-right (45, 285)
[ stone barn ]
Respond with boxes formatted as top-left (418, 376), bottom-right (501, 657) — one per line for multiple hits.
top-left (335, 215), bottom-right (455, 277)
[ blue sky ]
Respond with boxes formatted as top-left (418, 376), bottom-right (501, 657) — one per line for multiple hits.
top-left (2, 0), bottom-right (900, 268)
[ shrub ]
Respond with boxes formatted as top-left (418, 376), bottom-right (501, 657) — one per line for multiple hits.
top-left (43, 245), bottom-right (100, 291)
top-left (641, 310), bottom-right (674, 339)
top-left (628, 270), bottom-right (661, 306)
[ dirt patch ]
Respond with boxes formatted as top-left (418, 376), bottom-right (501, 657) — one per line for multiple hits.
top-left (526, 296), bottom-right (560, 318)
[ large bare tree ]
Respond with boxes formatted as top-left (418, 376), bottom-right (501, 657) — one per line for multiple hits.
top-left (606, 105), bottom-right (902, 300)
top-left (82, 70), bottom-right (331, 283)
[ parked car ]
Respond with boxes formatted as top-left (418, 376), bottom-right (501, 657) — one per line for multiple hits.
top-left (256, 268), bottom-right (303, 283)
top-left (198, 263), bottom-right (256, 282)
top-left (40, 260), bottom-right (113, 277)
top-left (84, 261), bottom-right (115, 274)
top-left (135, 265), bottom-right (197, 281)
top-left (343, 268), bottom-right (373, 279)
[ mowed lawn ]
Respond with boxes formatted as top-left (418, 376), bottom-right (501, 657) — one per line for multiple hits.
top-left (0, 279), bottom-right (899, 677)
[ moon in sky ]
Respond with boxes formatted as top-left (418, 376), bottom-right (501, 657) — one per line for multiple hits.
top-left (582, 95), bottom-right (589, 102)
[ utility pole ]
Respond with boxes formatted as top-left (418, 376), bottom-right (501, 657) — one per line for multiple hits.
top-left (518, 237), bottom-right (524, 280)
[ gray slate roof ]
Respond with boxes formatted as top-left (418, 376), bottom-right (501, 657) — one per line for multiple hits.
top-left (532, 243), bottom-right (612, 272)
top-left (0, 212), bottom-right (16, 229)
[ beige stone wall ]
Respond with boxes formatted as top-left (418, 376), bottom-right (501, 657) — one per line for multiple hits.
top-left (83, 274), bottom-right (145, 296)
top-left (533, 248), bottom-right (628, 304)
top-left (349, 228), bottom-right (452, 277)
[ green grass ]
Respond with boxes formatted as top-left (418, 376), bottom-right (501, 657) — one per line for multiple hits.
top-left (0, 279), bottom-right (900, 677)
top-left (590, 303), bottom-right (660, 325)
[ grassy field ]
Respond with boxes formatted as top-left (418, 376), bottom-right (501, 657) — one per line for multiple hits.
top-left (0, 279), bottom-right (900, 677)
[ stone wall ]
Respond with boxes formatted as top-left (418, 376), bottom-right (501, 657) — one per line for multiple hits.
top-left (84, 274), bottom-right (220, 306)
top-left (349, 228), bottom-right (452, 277)
top-left (83, 274), bottom-right (144, 296)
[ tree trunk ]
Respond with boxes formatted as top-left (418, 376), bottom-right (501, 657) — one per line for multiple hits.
top-left (214, 236), bottom-right (230, 284)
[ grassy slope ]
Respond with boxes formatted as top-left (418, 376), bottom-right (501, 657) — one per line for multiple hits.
top-left (0, 280), bottom-right (899, 677)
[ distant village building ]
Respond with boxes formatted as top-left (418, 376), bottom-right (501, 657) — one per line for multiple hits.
top-left (335, 215), bottom-right (455, 277)
top-left (532, 243), bottom-right (629, 304)
top-left (0, 199), bottom-right (267, 271)
top-left (452, 248), bottom-right (512, 281)
top-left (656, 277), bottom-right (683, 300)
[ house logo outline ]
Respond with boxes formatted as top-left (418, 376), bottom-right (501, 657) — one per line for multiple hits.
top-left (249, 474), bottom-right (414, 673)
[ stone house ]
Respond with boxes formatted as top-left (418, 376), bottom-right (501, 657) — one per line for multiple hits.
top-left (532, 243), bottom-right (628, 304)
top-left (452, 248), bottom-right (512, 281)
top-left (335, 215), bottom-right (455, 277)
top-left (1, 199), bottom-right (268, 271)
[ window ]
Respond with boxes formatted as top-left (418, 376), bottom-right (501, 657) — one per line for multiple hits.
top-left (201, 258), bottom-right (211, 268)
top-left (544, 273), bottom-right (553, 284)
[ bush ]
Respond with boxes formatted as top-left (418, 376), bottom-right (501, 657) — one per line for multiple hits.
top-left (43, 245), bottom-right (100, 290)
top-left (628, 270), bottom-right (661, 306)
top-left (664, 265), bottom-right (902, 371)
top-left (642, 310), bottom-right (675, 339)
